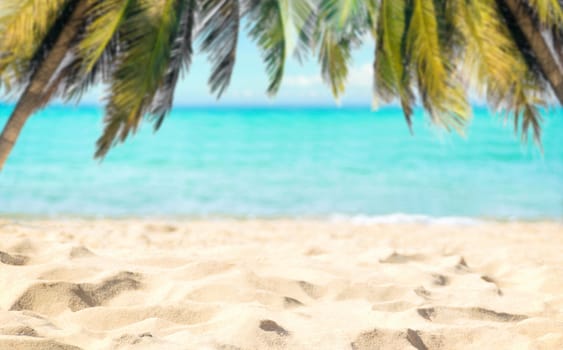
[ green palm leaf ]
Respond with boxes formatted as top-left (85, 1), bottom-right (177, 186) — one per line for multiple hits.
top-left (317, 29), bottom-right (352, 98)
top-left (405, 0), bottom-right (469, 130)
top-left (373, 0), bottom-right (414, 126)
top-left (78, 0), bottom-right (131, 75)
top-left (247, 0), bottom-right (314, 95)
top-left (526, 0), bottom-right (563, 27)
top-left (0, 0), bottom-right (70, 91)
top-left (95, 0), bottom-right (184, 158)
top-left (0, 0), bottom-right (69, 58)
top-left (454, 0), bottom-right (549, 142)
top-left (315, 0), bottom-right (369, 98)
top-left (319, 0), bottom-right (364, 28)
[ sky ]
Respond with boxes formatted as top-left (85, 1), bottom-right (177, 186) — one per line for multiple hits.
top-left (80, 32), bottom-right (376, 107)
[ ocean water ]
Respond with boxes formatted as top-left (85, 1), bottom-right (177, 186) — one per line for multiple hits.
top-left (0, 105), bottom-right (561, 220)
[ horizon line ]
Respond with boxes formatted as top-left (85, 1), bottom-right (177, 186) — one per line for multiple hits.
top-left (0, 103), bottom-right (500, 110)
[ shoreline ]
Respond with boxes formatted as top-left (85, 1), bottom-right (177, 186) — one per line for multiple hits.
top-left (1, 214), bottom-right (561, 224)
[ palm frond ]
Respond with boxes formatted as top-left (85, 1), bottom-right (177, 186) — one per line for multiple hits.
top-left (96, 0), bottom-right (184, 158)
top-left (247, 0), bottom-right (314, 95)
top-left (199, 0), bottom-right (240, 97)
top-left (495, 0), bottom-right (550, 143)
top-left (42, 0), bottom-right (127, 103)
top-left (514, 87), bottom-right (545, 144)
top-left (373, 0), bottom-right (414, 126)
top-left (150, 0), bottom-right (196, 130)
top-left (78, 0), bottom-right (131, 75)
top-left (405, 0), bottom-right (469, 130)
top-left (315, 0), bottom-right (368, 98)
top-left (526, 0), bottom-right (563, 27)
top-left (0, 0), bottom-right (69, 58)
top-left (318, 0), bottom-right (365, 28)
top-left (293, 5), bottom-right (318, 64)
top-left (447, 0), bottom-right (549, 143)
top-left (60, 35), bottom-right (120, 103)
top-left (364, 0), bottom-right (379, 36)
top-left (316, 29), bottom-right (352, 98)
top-left (0, 0), bottom-right (71, 93)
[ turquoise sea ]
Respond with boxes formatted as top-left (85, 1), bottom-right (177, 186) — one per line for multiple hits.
top-left (0, 105), bottom-right (561, 220)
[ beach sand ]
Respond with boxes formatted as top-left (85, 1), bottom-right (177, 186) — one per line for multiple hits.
top-left (0, 219), bottom-right (561, 349)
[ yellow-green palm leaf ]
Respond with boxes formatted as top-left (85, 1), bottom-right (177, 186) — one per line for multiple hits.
top-left (405, 0), bottom-right (469, 130)
top-left (527, 0), bottom-right (563, 27)
top-left (0, 0), bottom-right (70, 91)
top-left (374, 0), bottom-right (414, 126)
top-left (96, 0), bottom-right (184, 157)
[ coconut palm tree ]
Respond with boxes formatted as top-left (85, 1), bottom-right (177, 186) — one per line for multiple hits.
top-left (0, 0), bottom-right (561, 171)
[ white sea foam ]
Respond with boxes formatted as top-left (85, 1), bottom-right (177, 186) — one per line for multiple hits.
top-left (330, 213), bottom-right (482, 225)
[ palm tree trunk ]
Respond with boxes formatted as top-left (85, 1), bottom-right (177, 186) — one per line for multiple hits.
top-left (0, 0), bottom-right (89, 171)
top-left (502, 0), bottom-right (563, 104)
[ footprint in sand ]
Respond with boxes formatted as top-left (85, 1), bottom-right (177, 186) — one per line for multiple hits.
top-left (352, 328), bottom-right (468, 350)
top-left (0, 338), bottom-right (82, 350)
top-left (283, 296), bottom-right (304, 308)
top-left (481, 275), bottom-right (503, 296)
top-left (259, 320), bottom-right (290, 336)
top-left (351, 328), bottom-right (409, 350)
top-left (416, 306), bottom-right (527, 323)
top-left (454, 257), bottom-right (471, 273)
top-left (406, 329), bottom-right (430, 350)
top-left (113, 332), bottom-right (156, 347)
top-left (217, 346), bottom-right (244, 350)
top-left (69, 246), bottom-right (95, 259)
top-left (431, 274), bottom-right (449, 286)
top-left (414, 286), bottom-right (432, 300)
top-left (298, 280), bottom-right (324, 299)
top-left (379, 252), bottom-right (426, 264)
top-left (0, 325), bottom-right (38, 337)
top-left (0, 251), bottom-right (28, 266)
top-left (10, 271), bottom-right (142, 315)
top-left (216, 345), bottom-right (243, 350)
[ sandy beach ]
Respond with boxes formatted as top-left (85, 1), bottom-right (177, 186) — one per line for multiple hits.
top-left (0, 219), bottom-right (561, 349)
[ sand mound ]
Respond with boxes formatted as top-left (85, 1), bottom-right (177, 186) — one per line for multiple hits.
top-left (0, 219), bottom-right (561, 349)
